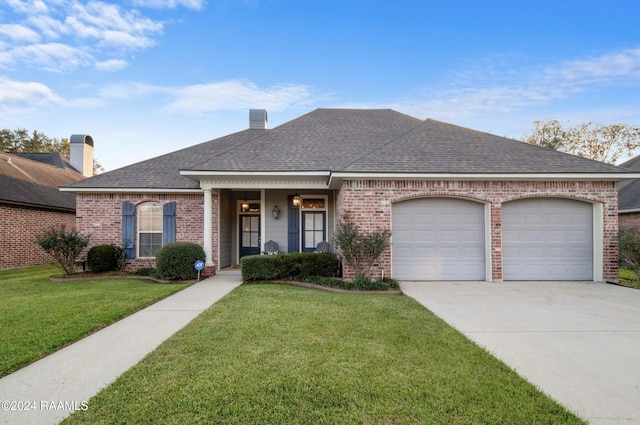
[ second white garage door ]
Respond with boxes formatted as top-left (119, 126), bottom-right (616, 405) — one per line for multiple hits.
top-left (392, 198), bottom-right (486, 281)
top-left (502, 198), bottom-right (593, 280)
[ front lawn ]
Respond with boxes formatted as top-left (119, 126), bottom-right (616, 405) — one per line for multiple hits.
top-left (0, 265), bottom-right (189, 377)
top-left (64, 284), bottom-right (584, 424)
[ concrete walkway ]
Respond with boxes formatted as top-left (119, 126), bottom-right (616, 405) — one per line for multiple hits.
top-left (0, 269), bottom-right (242, 425)
top-left (401, 280), bottom-right (640, 425)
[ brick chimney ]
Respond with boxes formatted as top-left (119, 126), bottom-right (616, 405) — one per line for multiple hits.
top-left (69, 134), bottom-right (94, 177)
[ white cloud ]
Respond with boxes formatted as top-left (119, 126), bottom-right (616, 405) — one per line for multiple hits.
top-left (388, 46), bottom-right (640, 122)
top-left (544, 47), bottom-right (640, 86)
top-left (3, 0), bottom-right (50, 14)
top-left (94, 58), bottom-right (128, 71)
top-left (164, 80), bottom-right (315, 114)
top-left (1, 0), bottom-right (168, 72)
top-left (132, 0), bottom-right (205, 10)
top-left (0, 77), bottom-right (60, 105)
top-left (66, 1), bottom-right (163, 48)
top-left (2, 42), bottom-right (92, 72)
top-left (0, 24), bottom-right (41, 43)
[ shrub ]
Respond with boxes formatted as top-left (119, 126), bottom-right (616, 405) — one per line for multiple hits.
top-left (619, 227), bottom-right (640, 277)
top-left (135, 268), bottom-right (157, 277)
top-left (156, 242), bottom-right (206, 280)
top-left (87, 245), bottom-right (123, 273)
top-left (334, 213), bottom-right (390, 280)
top-left (35, 225), bottom-right (90, 275)
top-left (241, 255), bottom-right (280, 281)
top-left (241, 253), bottom-right (340, 281)
top-left (309, 276), bottom-right (399, 291)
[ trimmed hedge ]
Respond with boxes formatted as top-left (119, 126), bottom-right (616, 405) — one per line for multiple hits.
top-left (87, 244), bottom-right (123, 273)
top-left (156, 242), bottom-right (206, 280)
top-left (241, 253), bottom-right (340, 281)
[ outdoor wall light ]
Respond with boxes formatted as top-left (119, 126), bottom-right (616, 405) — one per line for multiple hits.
top-left (292, 192), bottom-right (300, 206)
top-left (272, 205), bottom-right (280, 219)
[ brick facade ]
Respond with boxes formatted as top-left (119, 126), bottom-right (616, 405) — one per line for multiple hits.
top-left (336, 179), bottom-right (619, 282)
top-left (0, 204), bottom-right (76, 269)
top-left (619, 212), bottom-right (640, 230)
top-left (75, 193), bottom-right (217, 275)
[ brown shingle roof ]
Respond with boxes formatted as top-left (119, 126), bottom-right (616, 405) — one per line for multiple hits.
top-left (0, 153), bottom-right (84, 211)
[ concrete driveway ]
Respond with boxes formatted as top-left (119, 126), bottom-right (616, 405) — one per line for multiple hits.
top-left (400, 281), bottom-right (640, 425)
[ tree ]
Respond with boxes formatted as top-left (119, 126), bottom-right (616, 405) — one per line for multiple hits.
top-left (333, 213), bottom-right (390, 281)
top-left (0, 128), bottom-right (104, 173)
top-left (35, 226), bottom-right (90, 275)
top-left (522, 118), bottom-right (640, 164)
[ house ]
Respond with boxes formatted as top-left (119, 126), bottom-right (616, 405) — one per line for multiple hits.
top-left (61, 109), bottom-right (637, 282)
top-left (0, 135), bottom-right (92, 269)
top-left (618, 155), bottom-right (640, 229)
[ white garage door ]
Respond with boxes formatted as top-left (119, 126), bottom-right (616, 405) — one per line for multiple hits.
top-left (502, 198), bottom-right (593, 280)
top-left (392, 198), bottom-right (485, 281)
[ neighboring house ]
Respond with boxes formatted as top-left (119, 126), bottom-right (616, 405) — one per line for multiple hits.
top-left (0, 135), bottom-right (93, 269)
top-left (618, 155), bottom-right (640, 229)
top-left (61, 109), bottom-right (638, 282)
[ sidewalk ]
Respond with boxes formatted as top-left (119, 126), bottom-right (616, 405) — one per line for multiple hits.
top-left (0, 269), bottom-right (243, 425)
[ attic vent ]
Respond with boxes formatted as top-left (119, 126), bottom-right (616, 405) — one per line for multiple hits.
top-left (249, 109), bottom-right (268, 129)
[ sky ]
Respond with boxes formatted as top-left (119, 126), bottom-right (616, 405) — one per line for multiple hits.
top-left (1, 0), bottom-right (640, 172)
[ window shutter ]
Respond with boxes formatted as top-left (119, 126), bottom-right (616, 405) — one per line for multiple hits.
top-left (287, 195), bottom-right (299, 252)
top-left (163, 201), bottom-right (176, 245)
top-left (122, 201), bottom-right (135, 259)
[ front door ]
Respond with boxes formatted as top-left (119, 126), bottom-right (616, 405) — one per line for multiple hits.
top-left (302, 211), bottom-right (326, 252)
top-left (239, 215), bottom-right (260, 258)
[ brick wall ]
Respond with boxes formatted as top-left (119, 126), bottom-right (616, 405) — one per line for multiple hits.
top-left (0, 204), bottom-right (76, 269)
top-left (619, 212), bottom-right (640, 229)
top-left (75, 193), bottom-right (217, 274)
top-left (337, 179), bottom-right (619, 282)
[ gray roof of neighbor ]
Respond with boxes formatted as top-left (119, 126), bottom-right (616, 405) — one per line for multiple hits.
top-left (618, 156), bottom-right (640, 211)
top-left (64, 108), bottom-right (631, 191)
top-left (0, 152), bottom-right (84, 211)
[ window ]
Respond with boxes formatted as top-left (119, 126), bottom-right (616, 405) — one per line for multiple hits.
top-left (138, 202), bottom-right (163, 257)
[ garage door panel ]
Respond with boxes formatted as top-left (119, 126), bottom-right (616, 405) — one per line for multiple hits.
top-left (503, 198), bottom-right (592, 280)
top-left (392, 198), bottom-right (485, 281)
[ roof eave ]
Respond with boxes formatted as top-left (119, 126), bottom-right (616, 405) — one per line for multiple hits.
top-left (330, 172), bottom-right (640, 181)
top-left (59, 187), bottom-right (203, 194)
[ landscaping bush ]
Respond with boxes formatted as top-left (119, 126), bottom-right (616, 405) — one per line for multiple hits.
top-left (156, 242), bottom-right (205, 280)
top-left (241, 255), bottom-right (280, 281)
top-left (35, 225), bottom-right (90, 275)
top-left (241, 253), bottom-right (340, 281)
top-left (135, 268), bottom-right (158, 278)
top-left (87, 244), bottom-right (123, 273)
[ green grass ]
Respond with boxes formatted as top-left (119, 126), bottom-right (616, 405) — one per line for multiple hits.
top-left (0, 265), bottom-right (189, 377)
top-left (64, 284), bottom-right (584, 424)
top-left (618, 267), bottom-right (640, 289)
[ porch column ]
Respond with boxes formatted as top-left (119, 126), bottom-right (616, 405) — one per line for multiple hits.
top-left (203, 188), bottom-right (214, 266)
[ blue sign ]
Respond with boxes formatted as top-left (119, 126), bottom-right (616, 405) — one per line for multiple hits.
top-left (194, 260), bottom-right (205, 271)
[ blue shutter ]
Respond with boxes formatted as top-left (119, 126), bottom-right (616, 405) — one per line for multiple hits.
top-left (287, 195), bottom-right (299, 252)
top-left (122, 201), bottom-right (135, 259)
top-left (163, 201), bottom-right (176, 245)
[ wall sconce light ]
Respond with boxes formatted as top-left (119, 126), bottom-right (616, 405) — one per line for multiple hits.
top-left (292, 192), bottom-right (300, 206)
top-left (272, 205), bottom-right (280, 219)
